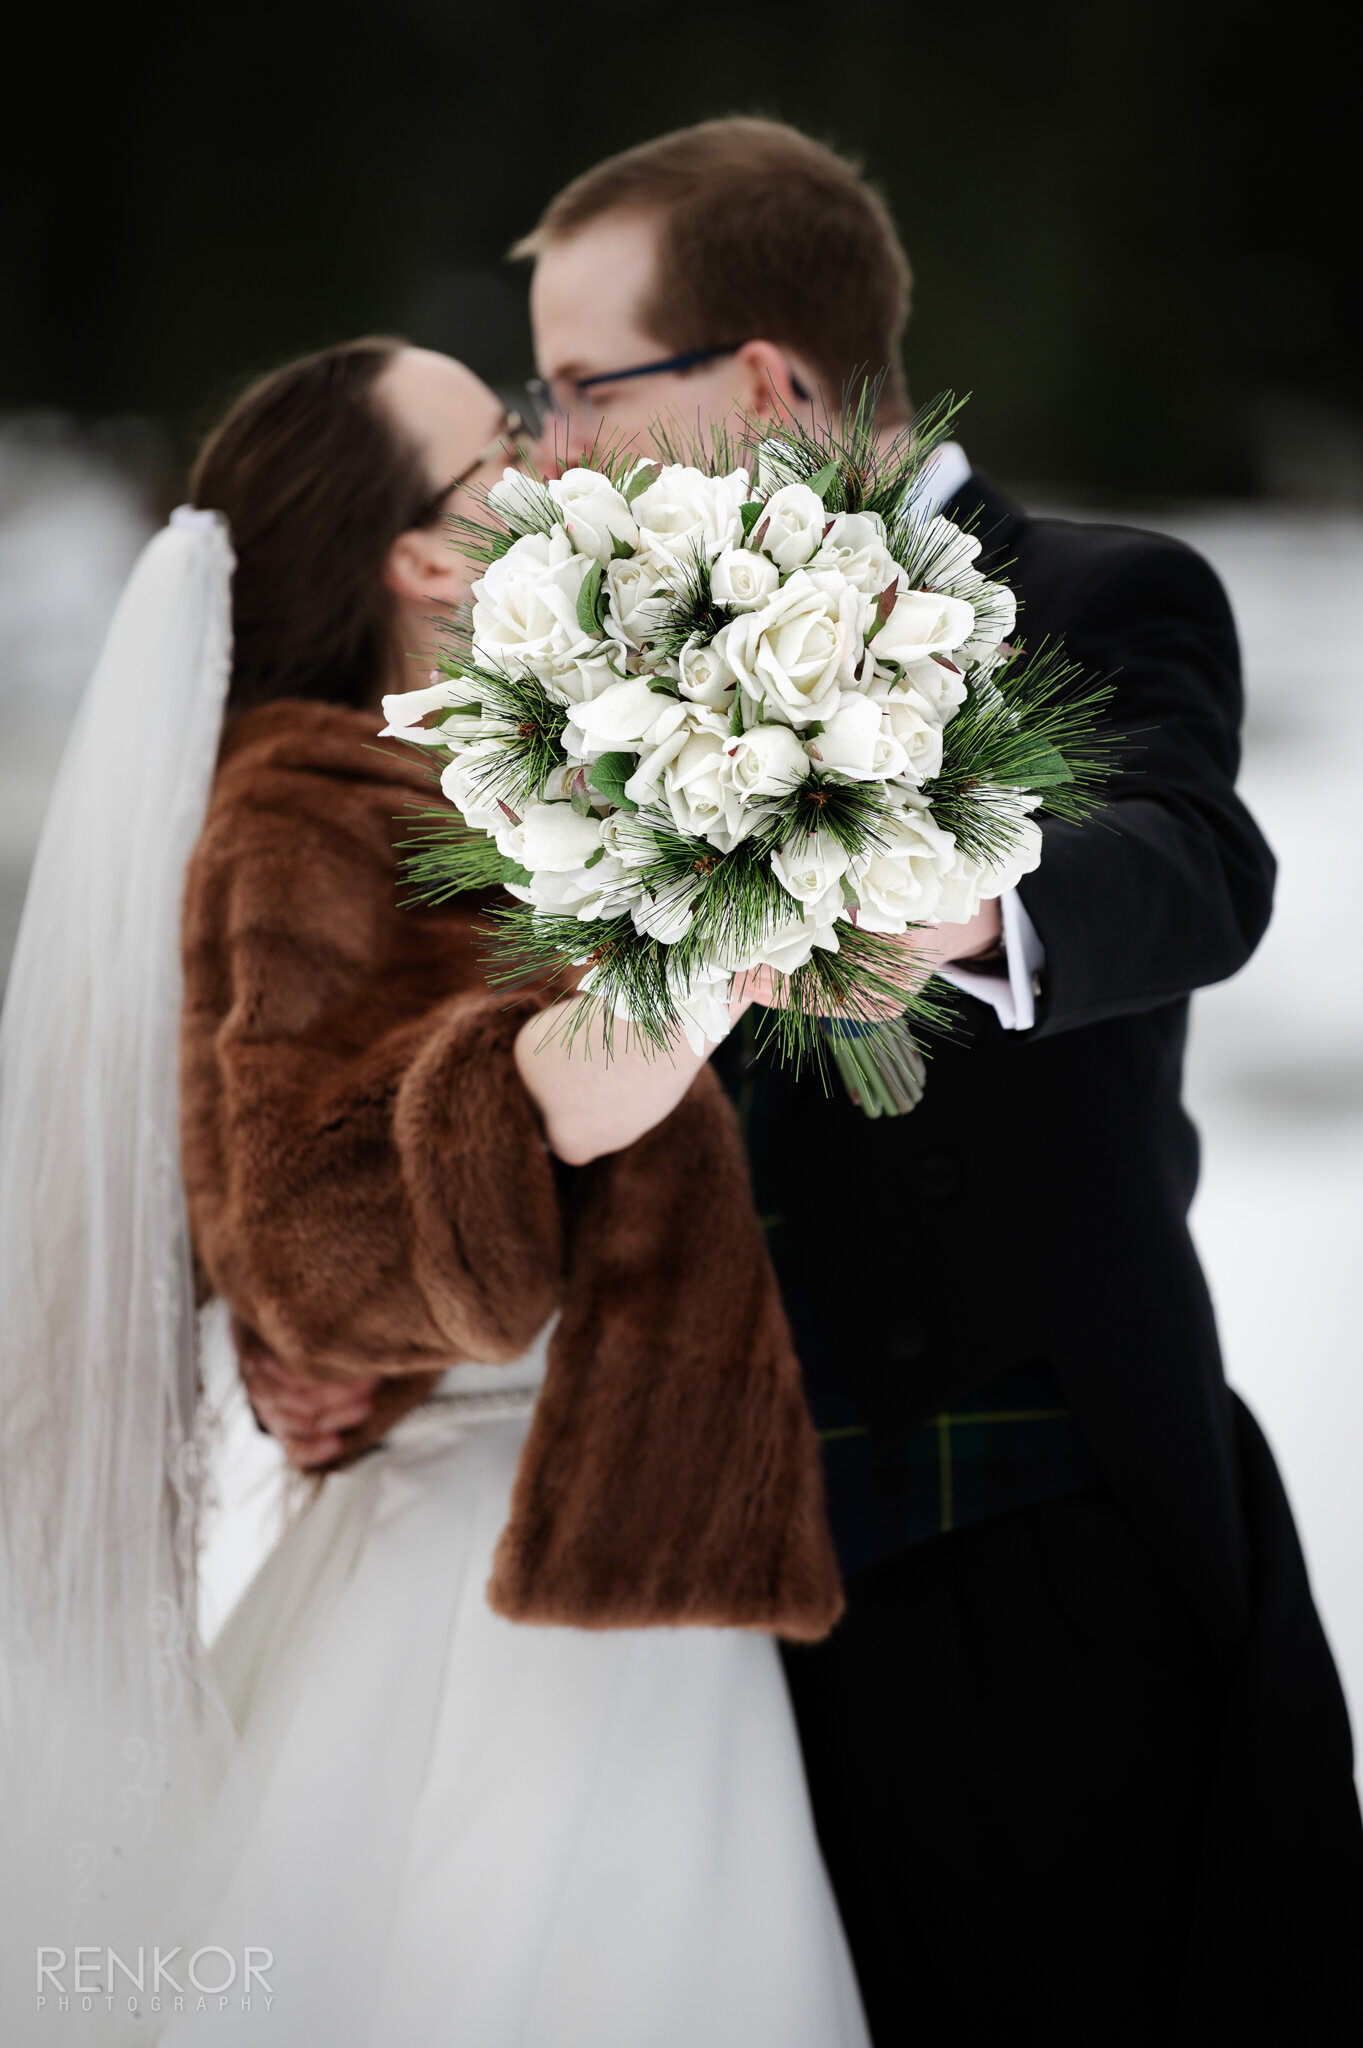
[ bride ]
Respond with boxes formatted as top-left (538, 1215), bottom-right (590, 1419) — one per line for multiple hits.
top-left (0, 337), bottom-right (869, 2045)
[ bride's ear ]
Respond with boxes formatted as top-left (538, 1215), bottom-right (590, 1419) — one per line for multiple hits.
top-left (383, 527), bottom-right (467, 606)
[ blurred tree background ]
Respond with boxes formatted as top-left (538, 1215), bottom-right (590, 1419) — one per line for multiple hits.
top-left (2, 0), bottom-right (1355, 504)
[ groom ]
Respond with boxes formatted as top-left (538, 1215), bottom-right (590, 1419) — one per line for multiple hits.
top-left (510, 118), bottom-right (1363, 2043)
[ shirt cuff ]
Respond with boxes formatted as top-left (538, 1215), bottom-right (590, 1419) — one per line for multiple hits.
top-left (936, 890), bottom-right (1046, 1030)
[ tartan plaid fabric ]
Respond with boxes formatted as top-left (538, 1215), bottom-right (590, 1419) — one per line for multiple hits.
top-left (712, 1018), bottom-right (1101, 1578)
top-left (812, 1359), bottom-right (1102, 1577)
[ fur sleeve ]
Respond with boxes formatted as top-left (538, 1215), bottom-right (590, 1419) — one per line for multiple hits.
top-left (180, 749), bottom-right (563, 1393)
top-left (488, 1065), bottom-right (844, 1642)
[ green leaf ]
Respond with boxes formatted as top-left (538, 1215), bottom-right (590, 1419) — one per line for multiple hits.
top-left (501, 859), bottom-right (532, 887)
top-left (590, 751), bottom-right (639, 813)
top-left (1015, 741), bottom-right (1075, 787)
top-left (576, 559), bottom-right (605, 634)
top-left (808, 459), bottom-right (841, 502)
top-left (739, 498), bottom-right (766, 536)
top-left (803, 719), bottom-right (826, 739)
top-left (442, 700), bottom-right (483, 717)
top-left (646, 678), bottom-right (679, 696)
top-left (729, 690), bottom-right (746, 737)
top-left (570, 787), bottom-right (595, 817)
top-left (611, 532), bottom-right (636, 560)
top-left (623, 461), bottom-right (660, 506)
top-left (582, 844), bottom-right (607, 870)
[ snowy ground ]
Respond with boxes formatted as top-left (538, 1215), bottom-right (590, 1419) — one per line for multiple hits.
top-left (1, 430), bottom-right (1359, 1742)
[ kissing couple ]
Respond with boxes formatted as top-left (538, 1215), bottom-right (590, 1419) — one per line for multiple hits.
top-left (2, 117), bottom-right (1360, 2047)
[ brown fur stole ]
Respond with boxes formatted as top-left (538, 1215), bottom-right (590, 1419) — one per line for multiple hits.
top-left (181, 700), bottom-right (842, 1639)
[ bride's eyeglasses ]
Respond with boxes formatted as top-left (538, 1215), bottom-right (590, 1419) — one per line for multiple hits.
top-left (410, 410), bottom-right (529, 528)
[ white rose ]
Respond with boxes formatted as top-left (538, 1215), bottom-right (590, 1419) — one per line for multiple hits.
top-left (751, 914), bottom-right (841, 977)
top-left (486, 468), bottom-right (557, 532)
top-left (952, 569), bottom-right (1017, 663)
top-left (539, 762), bottom-right (582, 803)
top-left (633, 878), bottom-right (702, 944)
top-left (625, 702), bottom-right (725, 806)
top-left (380, 674), bottom-right (476, 746)
top-left (811, 693), bottom-right (908, 782)
top-left (879, 688), bottom-right (944, 785)
top-left (889, 656), bottom-right (969, 723)
top-left (563, 675), bottom-right (673, 760)
top-left (756, 483), bottom-right (827, 572)
top-left (666, 961), bottom-right (735, 1056)
top-left (717, 572), bottom-right (845, 729)
top-left (439, 742), bottom-right (511, 832)
top-left (493, 810), bottom-right (526, 863)
top-left (720, 722), bottom-right (810, 805)
top-left (556, 647), bottom-right (632, 707)
top-left (915, 512), bottom-right (982, 587)
top-left (809, 511), bottom-right (901, 597)
top-left (631, 464), bottom-right (750, 566)
top-left (471, 528), bottom-right (595, 679)
top-left (547, 467), bottom-right (639, 565)
top-left (710, 546), bottom-right (780, 610)
top-left (520, 801), bottom-right (607, 874)
top-left (604, 554), bottom-right (669, 648)
top-left (527, 854), bottom-right (630, 921)
top-left (662, 724), bottom-right (750, 847)
top-left (872, 588), bottom-right (976, 667)
top-left (849, 801), bottom-right (958, 932)
top-left (599, 811), bottom-right (660, 869)
top-left (770, 829), bottom-right (849, 907)
top-left (932, 851), bottom-right (986, 926)
top-left (975, 811), bottom-right (1043, 900)
top-left (677, 635), bottom-right (737, 709)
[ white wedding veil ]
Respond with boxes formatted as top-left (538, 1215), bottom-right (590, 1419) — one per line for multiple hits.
top-left (0, 509), bottom-right (238, 2023)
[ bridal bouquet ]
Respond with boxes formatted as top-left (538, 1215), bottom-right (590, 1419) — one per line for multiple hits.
top-left (388, 394), bottom-right (1110, 1114)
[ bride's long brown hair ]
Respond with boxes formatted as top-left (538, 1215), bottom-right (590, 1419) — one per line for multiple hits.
top-left (190, 338), bottom-right (434, 717)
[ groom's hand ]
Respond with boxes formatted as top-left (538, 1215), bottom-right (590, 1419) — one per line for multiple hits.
top-left (231, 1315), bottom-right (381, 1469)
top-left (735, 898), bottom-right (1003, 1017)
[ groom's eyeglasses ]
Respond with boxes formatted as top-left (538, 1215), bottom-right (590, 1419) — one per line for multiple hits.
top-left (529, 348), bottom-right (812, 419)
top-left (410, 410), bottom-right (529, 528)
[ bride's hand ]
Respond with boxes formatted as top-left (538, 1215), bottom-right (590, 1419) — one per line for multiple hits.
top-left (231, 1316), bottom-right (381, 1469)
top-left (513, 901), bottom-right (1003, 1166)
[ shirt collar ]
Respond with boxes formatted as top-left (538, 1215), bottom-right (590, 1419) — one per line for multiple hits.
top-left (906, 439), bottom-right (972, 517)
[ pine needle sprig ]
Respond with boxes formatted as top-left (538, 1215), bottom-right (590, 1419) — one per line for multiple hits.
top-left (480, 904), bottom-right (684, 1056)
top-left (641, 408), bottom-right (755, 480)
top-left (652, 541), bottom-right (736, 657)
top-left (395, 807), bottom-right (519, 904)
top-left (642, 826), bottom-right (799, 979)
top-left (921, 643), bottom-right (1119, 863)
top-left (431, 664), bottom-right (572, 812)
top-left (755, 927), bottom-right (958, 1078)
top-left (745, 380), bottom-right (969, 521)
top-left (760, 774), bottom-right (895, 860)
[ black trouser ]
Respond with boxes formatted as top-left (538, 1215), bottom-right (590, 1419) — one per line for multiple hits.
top-left (783, 1478), bottom-right (1363, 2046)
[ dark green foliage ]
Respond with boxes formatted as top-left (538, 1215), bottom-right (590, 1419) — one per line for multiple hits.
top-left (430, 665), bottom-right (571, 813)
top-left (923, 643), bottom-right (1117, 864)
top-left (652, 540), bottom-right (736, 658)
top-left (396, 806), bottom-right (518, 905)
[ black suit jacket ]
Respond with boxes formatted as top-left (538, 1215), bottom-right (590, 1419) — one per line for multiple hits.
top-left (719, 475), bottom-right (1276, 1654)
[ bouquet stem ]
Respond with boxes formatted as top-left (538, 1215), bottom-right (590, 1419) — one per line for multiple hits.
top-left (820, 1016), bottom-right (927, 1118)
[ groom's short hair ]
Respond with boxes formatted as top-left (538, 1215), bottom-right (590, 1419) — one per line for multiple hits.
top-left (513, 117), bottom-right (912, 422)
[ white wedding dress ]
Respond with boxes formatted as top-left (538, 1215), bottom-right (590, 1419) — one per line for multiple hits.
top-left (159, 1323), bottom-right (870, 2047)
